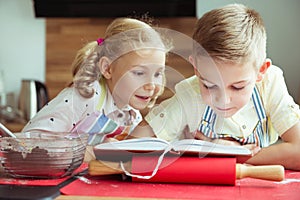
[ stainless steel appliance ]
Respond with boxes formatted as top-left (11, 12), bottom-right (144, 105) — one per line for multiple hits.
top-left (18, 79), bottom-right (49, 121)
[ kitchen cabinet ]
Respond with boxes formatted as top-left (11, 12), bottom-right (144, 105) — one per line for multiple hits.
top-left (2, 122), bottom-right (25, 133)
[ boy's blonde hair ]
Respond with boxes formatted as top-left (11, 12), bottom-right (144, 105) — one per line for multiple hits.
top-left (72, 18), bottom-right (171, 108)
top-left (193, 4), bottom-right (266, 69)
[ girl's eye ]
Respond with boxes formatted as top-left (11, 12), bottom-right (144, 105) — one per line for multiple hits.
top-left (154, 71), bottom-right (163, 77)
top-left (132, 71), bottom-right (145, 76)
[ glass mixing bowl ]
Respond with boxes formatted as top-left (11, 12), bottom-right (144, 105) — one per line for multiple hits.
top-left (0, 132), bottom-right (88, 179)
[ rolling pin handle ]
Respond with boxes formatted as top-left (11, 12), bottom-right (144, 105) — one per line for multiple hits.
top-left (236, 164), bottom-right (285, 181)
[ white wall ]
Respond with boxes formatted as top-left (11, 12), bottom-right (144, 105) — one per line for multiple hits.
top-left (0, 0), bottom-right (45, 107)
top-left (197, 0), bottom-right (300, 101)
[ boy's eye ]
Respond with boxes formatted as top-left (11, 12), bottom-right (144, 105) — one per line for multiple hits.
top-left (231, 86), bottom-right (245, 90)
top-left (203, 84), bottom-right (216, 89)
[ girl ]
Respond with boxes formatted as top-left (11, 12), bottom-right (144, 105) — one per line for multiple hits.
top-left (22, 18), bottom-right (171, 149)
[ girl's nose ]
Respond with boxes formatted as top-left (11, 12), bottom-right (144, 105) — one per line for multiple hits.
top-left (144, 82), bottom-right (156, 91)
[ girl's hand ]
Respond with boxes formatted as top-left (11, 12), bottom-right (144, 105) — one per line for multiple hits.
top-left (102, 137), bottom-right (119, 143)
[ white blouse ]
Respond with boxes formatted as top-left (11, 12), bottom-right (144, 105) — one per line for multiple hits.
top-left (22, 80), bottom-right (142, 133)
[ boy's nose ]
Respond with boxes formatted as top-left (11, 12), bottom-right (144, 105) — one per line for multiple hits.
top-left (214, 91), bottom-right (231, 105)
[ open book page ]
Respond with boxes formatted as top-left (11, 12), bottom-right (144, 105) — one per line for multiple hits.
top-left (171, 139), bottom-right (251, 156)
top-left (93, 137), bottom-right (251, 157)
top-left (93, 137), bottom-right (169, 162)
top-left (93, 137), bottom-right (169, 151)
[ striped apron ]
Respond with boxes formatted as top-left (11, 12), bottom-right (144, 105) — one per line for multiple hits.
top-left (71, 79), bottom-right (134, 145)
top-left (198, 86), bottom-right (269, 147)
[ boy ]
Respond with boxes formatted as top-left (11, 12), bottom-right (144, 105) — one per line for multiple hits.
top-left (132, 4), bottom-right (300, 170)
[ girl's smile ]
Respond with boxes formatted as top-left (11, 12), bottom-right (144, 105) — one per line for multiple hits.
top-left (134, 94), bottom-right (152, 103)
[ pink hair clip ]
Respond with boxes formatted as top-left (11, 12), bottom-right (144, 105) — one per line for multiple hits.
top-left (96, 38), bottom-right (104, 45)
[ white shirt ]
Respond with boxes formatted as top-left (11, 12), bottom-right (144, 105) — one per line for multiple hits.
top-left (22, 80), bottom-right (142, 133)
top-left (146, 65), bottom-right (300, 143)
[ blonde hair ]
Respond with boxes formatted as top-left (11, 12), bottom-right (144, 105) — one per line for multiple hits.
top-left (71, 42), bottom-right (97, 77)
top-left (193, 4), bottom-right (266, 69)
top-left (72, 18), bottom-right (171, 106)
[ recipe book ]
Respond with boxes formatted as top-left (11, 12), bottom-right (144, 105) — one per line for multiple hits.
top-left (93, 137), bottom-right (252, 161)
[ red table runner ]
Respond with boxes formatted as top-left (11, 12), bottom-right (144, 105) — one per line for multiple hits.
top-left (60, 170), bottom-right (300, 199)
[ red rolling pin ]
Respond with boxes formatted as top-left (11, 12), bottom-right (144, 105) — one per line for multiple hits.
top-left (89, 156), bottom-right (285, 185)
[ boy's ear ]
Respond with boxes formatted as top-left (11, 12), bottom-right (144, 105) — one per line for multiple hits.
top-left (98, 57), bottom-right (112, 79)
top-left (256, 58), bottom-right (272, 82)
top-left (189, 55), bottom-right (201, 77)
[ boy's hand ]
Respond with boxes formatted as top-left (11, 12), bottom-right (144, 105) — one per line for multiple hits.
top-left (183, 125), bottom-right (261, 155)
top-left (183, 125), bottom-right (240, 145)
top-left (242, 144), bottom-right (261, 156)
